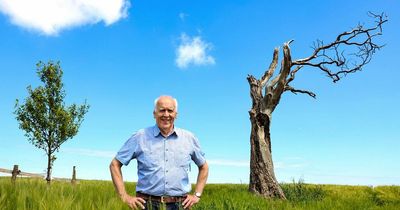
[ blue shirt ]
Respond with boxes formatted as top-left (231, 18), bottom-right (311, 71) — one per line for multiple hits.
top-left (115, 125), bottom-right (206, 196)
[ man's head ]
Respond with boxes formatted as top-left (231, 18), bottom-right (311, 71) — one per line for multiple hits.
top-left (153, 95), bottom-right (178, 135)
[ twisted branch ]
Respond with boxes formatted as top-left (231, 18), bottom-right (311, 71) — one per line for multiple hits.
top-left (292, 12), bottom-right (387, 82)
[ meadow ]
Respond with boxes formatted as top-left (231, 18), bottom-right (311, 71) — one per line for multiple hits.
top-left (1, 177), bottom-right (399, 210)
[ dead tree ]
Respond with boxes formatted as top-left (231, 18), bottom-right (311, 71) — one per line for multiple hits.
top-left (247, 13), bottom-right (387, 199)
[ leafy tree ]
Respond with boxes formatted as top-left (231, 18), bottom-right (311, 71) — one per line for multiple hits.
top-left (247, 13), bottom-right (387, 198)
top-left (14, 61), bottom-right (89, 183)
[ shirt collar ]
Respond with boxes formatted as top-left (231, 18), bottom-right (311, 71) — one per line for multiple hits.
top-left (153, 125), bottom-right (179, 137)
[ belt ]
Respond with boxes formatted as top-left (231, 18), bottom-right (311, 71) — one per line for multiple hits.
top-left (136, 192), bottom-right (187, 204)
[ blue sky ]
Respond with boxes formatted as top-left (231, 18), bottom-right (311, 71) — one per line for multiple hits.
top-left (0, 0), bottom-right (399, 186)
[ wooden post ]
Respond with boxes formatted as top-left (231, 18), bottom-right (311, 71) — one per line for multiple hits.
top-left (11, 165), bottom-right (20, 183)
top-left (71, 166), bottom-right (76, 185)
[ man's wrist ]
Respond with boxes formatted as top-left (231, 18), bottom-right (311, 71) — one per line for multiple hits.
top-left (194, 192), bottom-right (202, 198)
top-left (119, 192), bottom-right (128, 202)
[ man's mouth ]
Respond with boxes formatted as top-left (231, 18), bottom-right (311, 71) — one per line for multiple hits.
top-left (161, 118), bottom-right (171, 123)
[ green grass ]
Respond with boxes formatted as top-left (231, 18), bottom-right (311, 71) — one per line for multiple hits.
top-left (1, 177), bottom-right (399, 209)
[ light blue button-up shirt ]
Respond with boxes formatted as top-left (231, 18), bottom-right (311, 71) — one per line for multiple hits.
top-left (115, 125), bottom-right (206, 196)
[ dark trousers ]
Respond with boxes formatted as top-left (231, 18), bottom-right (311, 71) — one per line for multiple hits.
top-left (144, 200), bottom-right (189, 210)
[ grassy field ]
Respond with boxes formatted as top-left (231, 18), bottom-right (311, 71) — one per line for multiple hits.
top-left (1, 177), bottom-right (399, 209)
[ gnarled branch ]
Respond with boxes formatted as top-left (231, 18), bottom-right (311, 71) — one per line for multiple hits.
top-left (292, 12), bottom-right (387, 82)
top-left (260, 48), bottom-right (279, 88)
top-left (284, 85), bottom-right (316, 98)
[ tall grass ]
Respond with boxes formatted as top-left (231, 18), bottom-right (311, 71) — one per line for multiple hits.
top-left (0, 178), bottom-right (132, 210)
top-left (280, 178), bottom-right (326, 202)
top-left (1, 177), bottom-right (399, 209)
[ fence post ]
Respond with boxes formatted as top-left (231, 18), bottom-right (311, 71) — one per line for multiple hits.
top-left (71, 166), bottom-right (76, 185)
top-left (11, 165), bottom-right (20, 183)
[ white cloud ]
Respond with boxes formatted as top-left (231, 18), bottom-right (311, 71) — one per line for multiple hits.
top-left (179, 12), bottom-right (187, 21)
top-left (62, 147), bottom-right (115, 158)
top-left (207, 159), bottom-right (307, 169)
top-left (275, 161), bottom-right (307, 169)
top-left (175, 33), bottom-right (215, 69)
top-left (275, 157), bottom-right (308, 169)
top-left (208, 159), bottom-right (249, 167)
top-left (0, 0), bottom-right (130, 35)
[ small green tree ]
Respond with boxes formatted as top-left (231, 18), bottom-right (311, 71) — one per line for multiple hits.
top-left (14, 61), bottom-right (89, 183)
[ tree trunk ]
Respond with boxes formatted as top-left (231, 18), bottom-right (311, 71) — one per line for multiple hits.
top-left (248, 110), bottom-right (286, 199)
top-left (46, 151), bottom-right (52, 184)
top-left (246, 44), bottom-right (291, 199)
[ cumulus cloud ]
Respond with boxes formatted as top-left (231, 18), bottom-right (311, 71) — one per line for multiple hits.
top-left (0, 0), bottom-right (130, 35)
top-left (175, 33), bottom-right (215, 69)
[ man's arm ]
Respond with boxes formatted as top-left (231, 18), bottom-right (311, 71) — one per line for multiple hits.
top-left (182, 161), bottom-right (209, 209)
top-left (194, 161), bottom-right (209, 195)
top-left (109, 158), bottom-right (146, 209)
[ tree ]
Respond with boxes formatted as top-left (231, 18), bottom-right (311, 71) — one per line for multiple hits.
top-left (247, 13), bottom-right (387, 199)
top-left (14, 61), bottom-right (89, 183)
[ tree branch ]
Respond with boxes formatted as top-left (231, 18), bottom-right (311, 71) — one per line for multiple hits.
top-left (260, 48), bottom-right (279, 87)
top-left (272, 42), bottom-right (292, 97)
top-left (284, 85), bottom-right (316, 98)
top-left (286, 65), bottom-right (303, 85)
top-left (247, 75), bottom-right (262, 107)
top-left (292, 12), bottom-right (387, 82)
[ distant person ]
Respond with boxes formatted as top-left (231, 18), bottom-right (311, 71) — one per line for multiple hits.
top-left (110, 95), bottom-right (209, 210)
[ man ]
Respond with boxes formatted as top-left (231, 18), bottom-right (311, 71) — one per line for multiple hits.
top-left (110, 95), bottom-right (209, 210)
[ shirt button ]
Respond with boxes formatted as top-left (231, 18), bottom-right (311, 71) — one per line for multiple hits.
top-left (166, 170), bottom-right (168, 173)
top-left (166, 159), bottom-right (168, 162)
top-left (166, 149), bottom-right (168, 151)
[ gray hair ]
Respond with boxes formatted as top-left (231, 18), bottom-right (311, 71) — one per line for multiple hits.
top-left (154, 96), bottom-right (178, 112)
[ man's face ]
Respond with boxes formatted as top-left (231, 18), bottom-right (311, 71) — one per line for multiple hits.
top-left (153, 97), bottom-right (177, 134)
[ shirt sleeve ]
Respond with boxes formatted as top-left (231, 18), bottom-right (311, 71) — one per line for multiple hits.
top-left (115, 133), bottom-right (139, 166)
top-left (190, 135), bottom-right (206, 167)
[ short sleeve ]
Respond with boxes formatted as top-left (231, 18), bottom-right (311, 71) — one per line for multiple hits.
top-left (115, 134), bottom-right (139, 166)
top-left (190, 135), bottom-right (206, 167)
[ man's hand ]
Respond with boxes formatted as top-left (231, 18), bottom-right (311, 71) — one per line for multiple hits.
top-left (121, 194), bottom-right (146, 210)
top-left (182, 194), bottom-right (200, 209)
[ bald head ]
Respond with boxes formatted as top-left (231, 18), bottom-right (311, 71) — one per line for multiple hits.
top-left (154, 95), bottom-right (178, 112)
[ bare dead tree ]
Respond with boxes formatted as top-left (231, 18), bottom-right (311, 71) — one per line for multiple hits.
top-left (247, 12), bottom-right (387, 199)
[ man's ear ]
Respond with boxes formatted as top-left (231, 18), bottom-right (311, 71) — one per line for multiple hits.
top-left (153, 110), bottom-right (156, 118)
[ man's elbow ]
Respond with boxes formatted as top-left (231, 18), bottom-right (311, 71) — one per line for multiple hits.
top-left (199, 161), bottom-right (209, 172)
top-left (110, 158), bottom-right (122, 171)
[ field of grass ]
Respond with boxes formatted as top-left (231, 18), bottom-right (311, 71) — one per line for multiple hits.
top-left (1, 177), bottom-right (399, 209)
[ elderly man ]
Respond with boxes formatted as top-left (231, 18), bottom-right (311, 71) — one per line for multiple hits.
top-left (110, 95), bottom-right (209, 210)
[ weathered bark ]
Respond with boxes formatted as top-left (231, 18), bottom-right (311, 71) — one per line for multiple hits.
top-left (249, 110), bottom-right (285, 198)
top-left (247, 13), bottom-right (386, 199)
